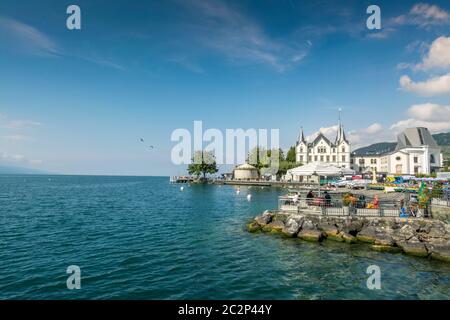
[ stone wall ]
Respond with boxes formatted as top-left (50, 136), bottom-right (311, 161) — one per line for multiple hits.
top-left (247, 210), bottom-right (450, 263)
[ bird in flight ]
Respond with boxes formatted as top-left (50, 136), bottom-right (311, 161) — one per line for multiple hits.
top-left (140, 138), bottom-right (154, 149)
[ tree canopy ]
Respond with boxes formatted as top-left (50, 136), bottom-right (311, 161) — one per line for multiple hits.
top-left (187, 150), bottom-right (219, 179)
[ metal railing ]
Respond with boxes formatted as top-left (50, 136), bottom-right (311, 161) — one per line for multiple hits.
top-left (278, 196), bottom-right (417, 217)
top-left (431, 196), bottom-right (450, 207)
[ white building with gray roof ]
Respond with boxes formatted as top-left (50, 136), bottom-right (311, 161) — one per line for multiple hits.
top-left (351, 127), bottom-right (442, 175)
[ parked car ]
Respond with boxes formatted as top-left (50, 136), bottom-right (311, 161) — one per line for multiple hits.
top-left (348, 179), bottom-right (371, 190)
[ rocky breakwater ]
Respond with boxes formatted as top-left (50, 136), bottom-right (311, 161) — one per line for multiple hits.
top-left (247, 210), bottom-right (450, 263)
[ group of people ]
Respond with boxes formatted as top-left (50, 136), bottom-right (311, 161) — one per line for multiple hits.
top-left (305, 190), bottom-right (332, 206)
top-left (399, 198), bottom-right (421, 218)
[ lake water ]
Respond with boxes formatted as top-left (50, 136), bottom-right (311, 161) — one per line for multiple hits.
top-left (0, 175), bottom-right (449, 299)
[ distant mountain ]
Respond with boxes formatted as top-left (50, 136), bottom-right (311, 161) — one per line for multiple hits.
top-left (352, 142), bottom-right (397, 156)
top-left (0, 165), bottom-right (50, 175)
top-left (353, 132), bottom-right (450, 156)
top-left (433, 132), bottom-right (450, 146)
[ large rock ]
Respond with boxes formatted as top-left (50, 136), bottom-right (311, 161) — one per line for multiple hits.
top-left (246, 221), bottom-right (261, 233)
top-left (255, 210), bottom-right (273, 226)
top-left (397, 238), bottom-right (429, 257)
top-left (397, 224), bottom-right (416, 241)
top-left (262, 220), bottom-right (285, 233)
top-left (341, 232), bottom-right (357, 244)
top-left (301, 219), bottom-right (316, 230)
top-left (356, 227), bottom-right (377, 243)
top-left (374, 234), bottom-right (395, 246)
top-left (282, 217), bottom-right (303, 237)
top-left (371, 245), bottom-right (402, 253)
top-left (342, 219), bottom-right (364, 235)
top-left (319, 223), bottom-right (343, 242)
top-left (430, 247), bottom-right (450, 263)
top-left (298, 229), bottom-right (324, 242)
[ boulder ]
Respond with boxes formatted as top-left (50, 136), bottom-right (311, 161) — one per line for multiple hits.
top-left (281, 217), bottom-right (302, 237)
top-left (430, 247), bottom-right (450, 263)
top-left (356, 227), bottom-right (377, 243)
top-left (262, 220), bottom-right (285, 233)
top-left (397, 224), bottom-right (416, 241)
top-left (341, 232), bottom-right (357, 244)
top-left (319, 224), bottom-right (343, 242)
top-left (371, 245), bottom-right (402, 253)
top-left (298, 230), bottom-right (324, 242)
top-left (374, 234), bottom-right (395, 247)
top-left (342, 220), bottom-right (364, 235)
top-left (246, 221), bottom-right (261, 233)
top-left (255, 210), bottom-right (272, 226)
top-left (397, 238), bottom-right (429, 257)
top-left (301, 219), bottom-right (316, 230)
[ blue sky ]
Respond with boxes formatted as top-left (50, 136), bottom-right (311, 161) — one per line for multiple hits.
top-left (1, 0), bottom-right (450, 175)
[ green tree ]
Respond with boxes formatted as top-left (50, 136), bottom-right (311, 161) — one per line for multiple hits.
top-left (285, 146), bottom-right (296, 163)
top-left (187, 150), bottom-right (219, 180)
top-left (247, 147), bottom-right (283, 175)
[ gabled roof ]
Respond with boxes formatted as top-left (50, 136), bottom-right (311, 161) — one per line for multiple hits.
top-left (396, 127), bottom-right (438, 150)
top-left (309, 132), bottom-right (334, 147)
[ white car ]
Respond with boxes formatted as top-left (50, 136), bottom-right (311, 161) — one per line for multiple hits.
top-left (333, 180), bottom-right (351, 188)
top-left (348, 179), bottom-right (371, 189)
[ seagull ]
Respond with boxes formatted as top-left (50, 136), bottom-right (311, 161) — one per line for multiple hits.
top-left (140, 138), bottom-right (154, 149)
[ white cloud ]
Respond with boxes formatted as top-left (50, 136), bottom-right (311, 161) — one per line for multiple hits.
top-left (407, 103), bottom-right (450, 122)
top-left (1, 152), bottom-right (25, 162)
top-left (176, 0), bottom-right (311, 72)
top-left (347, 123), bottom-right (396, 148)
top-left (393, 3), bottom-right (450, 28)
top-left (0, 152), bottom-right (43, 165)
top-left (414, 36), bottom-right (450, 71)
top-left (399, 73), bottom-right (450, 96)
top-left (305, 124), bottom-right (338, 142)
top-left (410, 3), bottom-right (449, 21)
top-left (364, 123), bottom-right (383, 134)
top-left (390, 103), bottom-right (450, 133)
top-left (2, 134), bottom-right (31, 141)
top-left (390, 118), bottom-right (450, 132)
top-left (0, 16), bottom-right (60, 57)
top-left (1, 119), bottom-right (42, 129)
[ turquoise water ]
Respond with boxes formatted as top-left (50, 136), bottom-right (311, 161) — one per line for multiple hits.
top-left (0, 175), bottom-right (449, 299)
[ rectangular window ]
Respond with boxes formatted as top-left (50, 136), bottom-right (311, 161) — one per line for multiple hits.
top-left (299, 156), bottom-right (303, 162)
top-left (320, 156), bottom-right (324, 161)
top-left (414, 157), bottom-right (418, 163)
top-left (309, 156), bottom-right (312, 162)
top-left (326, 156), bottom-right (330, 162)
top-left (314, 155), bottom-right (318, 161)
top-left (342, 155), bottom-right (345, 162)
top-left (332, 155), bottom-right (336, 162)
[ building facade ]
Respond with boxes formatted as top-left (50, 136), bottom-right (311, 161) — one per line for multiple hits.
top-left (295, 123), bottom-right (351, 169)
top-left (351, 127), bottom-right (442, 175)
top-left (296, 125), bottom-right (442, 175)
